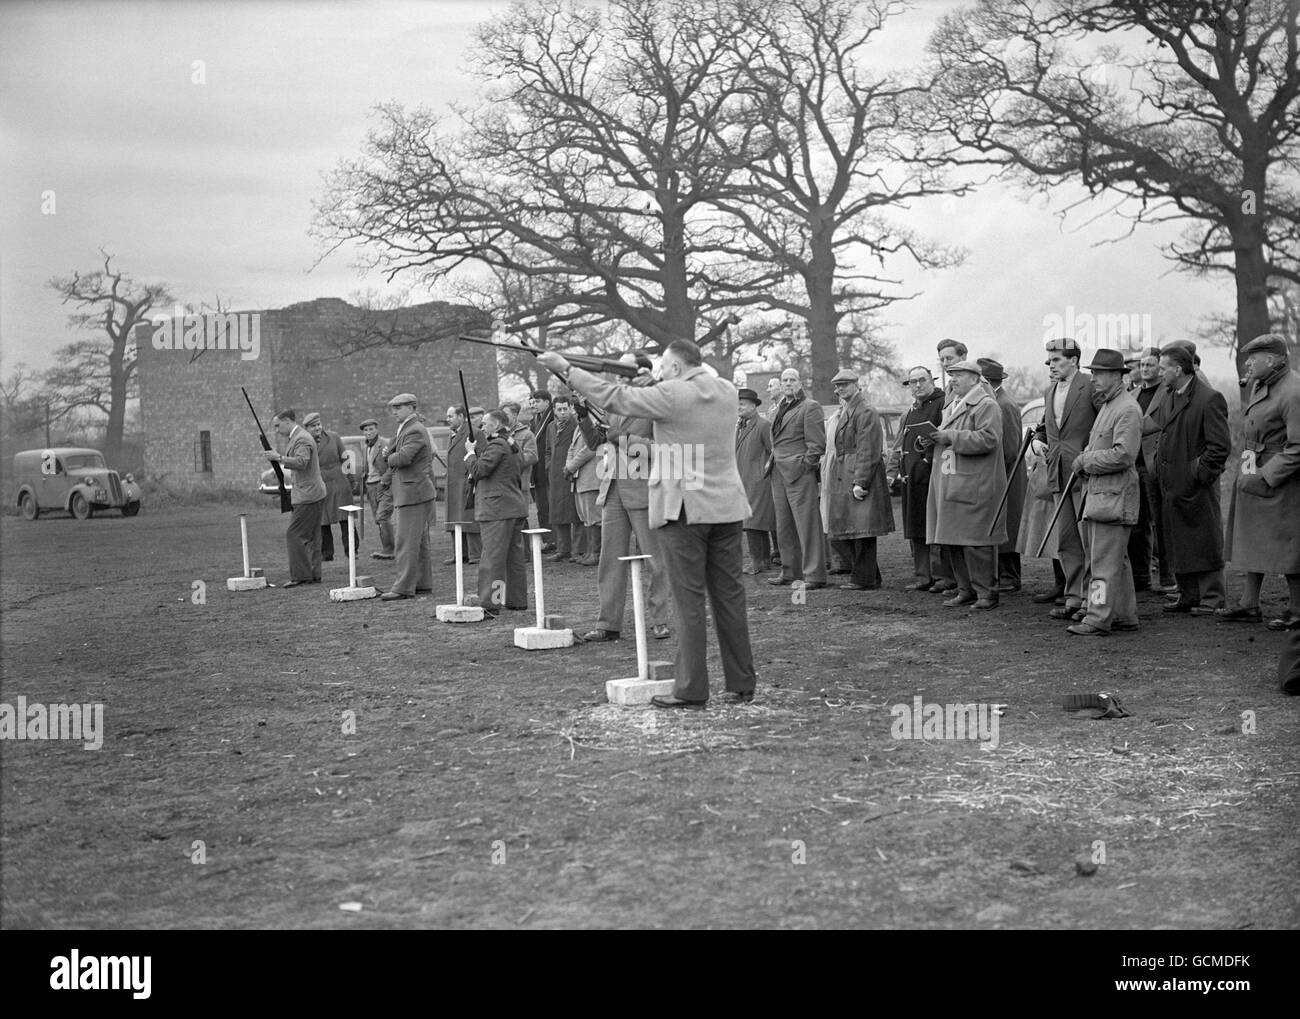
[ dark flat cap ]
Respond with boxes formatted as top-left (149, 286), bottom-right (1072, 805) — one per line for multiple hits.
top-left (976, 357), bottom-right (1006, 381)
top-left (1241, 333), bottom-right (1288, 358)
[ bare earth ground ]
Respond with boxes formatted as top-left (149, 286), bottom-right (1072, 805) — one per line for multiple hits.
top-left (1, 501), bottom-right (1297, 930)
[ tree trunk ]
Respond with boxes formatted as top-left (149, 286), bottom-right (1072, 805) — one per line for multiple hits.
top-left (658, 201), bottom-right (696, 345)
top-left (105, 342), bottom-right (127, 465)
top-left (1233, 235), bottom-right (1273, 401)
top-left (804, 229), bottom-right (839, 405)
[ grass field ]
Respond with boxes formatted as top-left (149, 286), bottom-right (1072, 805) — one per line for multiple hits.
top-left (1, 502), bottom-right (1297, 929)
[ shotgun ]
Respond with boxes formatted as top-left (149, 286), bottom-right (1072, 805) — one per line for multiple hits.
top-left (988, 427), bottom-right (1035, 536)
top-left (241, 387), bottom-right (292, 514)
top-left (1036, 468), bottom-right (1084, 558)
top-left (458, 370), bottom-right (476, 512)
top-left (455, 333), bottom-right (640, 379)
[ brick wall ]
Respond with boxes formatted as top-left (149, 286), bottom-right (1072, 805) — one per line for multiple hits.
top-left (134, 298), bottom-right (499, 489)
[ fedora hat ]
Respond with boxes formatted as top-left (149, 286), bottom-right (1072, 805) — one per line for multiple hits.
top-left (1085, 349), bottom-right (1131, 373)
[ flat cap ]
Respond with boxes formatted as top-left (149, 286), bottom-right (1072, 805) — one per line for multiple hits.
top-left (830, 368), bottom-right (859, 384)
top-left (1044, 337), bottom-right (1080, 354)
top-left (302, 411), bottom-right (322, 427)
top-left (976, 357), bottom-right (1005, 381)
top-left (1241, 333), bottom-right (1288, 358)
top-left (359, 418), bottom-right (379, 429)
top-left (947, 360), bottom-right (983, 376)
top-left (387, 392), bottom-right (418, 407)
top-left (467, 405), bottom-right (485, 416)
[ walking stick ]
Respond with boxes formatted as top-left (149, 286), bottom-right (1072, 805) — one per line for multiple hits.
top-left (988, 427), bottom-right (1035, 536)
top-left (1036, 468), bottom-right (1082, 559)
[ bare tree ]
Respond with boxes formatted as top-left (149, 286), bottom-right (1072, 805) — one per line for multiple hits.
top-left (710, 0), bottom-right (962, 400)
top-left (314, 0), bottom-right (786, 354)
top-left (46, 251), bottom-right (172, 462)
top-left (929, 0), bottom-right (1300, 390)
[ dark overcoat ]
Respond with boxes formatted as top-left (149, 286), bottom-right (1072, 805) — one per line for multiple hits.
top-left (735, 413), bottom-right (775, 531)
top-left (826, 392), bottom-right (894, 539)
top-left (467, 432), bottom-right (528, 521)
top-left (1151, 376), bottom-right (1230, 573)
top-left (892, 388), bottom-right (943, 541)
top-left (546, 418), bottom-right (578, 525)
top-left (444, 423), bottom-right (479, 535)
top-left (316, 430), bottom-right (352, 525)
top-left (992, 386), bottom-right (1027, 554)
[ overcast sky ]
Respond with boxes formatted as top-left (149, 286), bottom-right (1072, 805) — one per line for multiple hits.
top-left (0, 0), bottom-right (1237, 387)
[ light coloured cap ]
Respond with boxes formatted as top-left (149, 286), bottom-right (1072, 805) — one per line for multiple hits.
top-left (387, 393), bottom-right (417, 408)
top-left (830, 368), bottom-right (859, 384)
top-left (947, 360), bottom-right (982, 376)
top-left (302, 411), bottom-right (322, 427)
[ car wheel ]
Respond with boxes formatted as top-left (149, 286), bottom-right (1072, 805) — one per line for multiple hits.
top-left (122, 501), bottom-right (140, 517)
top-left (20, 492), bottom-right (39, 520)
top-left (70, 492), bottom-right (92, 519)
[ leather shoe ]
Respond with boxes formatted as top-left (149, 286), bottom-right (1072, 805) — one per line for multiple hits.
top-left (801, 581), bottom-right (829, 590)
top-left (905, 580), bottom-right (933, 591)
top-left (767, 577), bottom-right (793, 586)
top-left (415, 587), bottom-right (433, 594)
top-left (839, 582), bottom-right (870, 590)
top-left (1032, 590), bottom-right (1065, 603)
top-left (726, 691), bottom-right (754, 704)
top-left (1162, 600), bottom-right (1194, 613)
top-left (997, 582), bottom-right (1021, 593)
top-left (969, 598), bottom-right (1000, 611)
top-left (580, 629), bottom-right (620, 642)
top-left (1112, 620), bottom-right (1141, 632)
top-left (370, 552), bottom-right (394, 560)
top-left (545, 553), bottom-right (568, 562)
top-left (381, 591), bottom-right (412, 601)
top-left (943, 592), bottom-right (976, 607)
top-left (652, 624), bottom-right (670, 639)
top-left (928, 581), bottom-right (957, 594)
top-left (1216, 605), bottom-right (1262, 622)
top-left (1072, 608), bottom-right (1086, 622)
top-left (1067, 622), bottom-right (1109, 636)
top-left (540, 543), bottom-right (557, 552)
top-left (283, 580), bottom-right (309, 588)
top-left (651, 695), bottom-right (706, 710)
top-left (828, 567), bottom-right (852, 575)
top-left (1048, 606), bottom-right (1077, 620)
top-left (1267, 614), bottom-right (1300, 631)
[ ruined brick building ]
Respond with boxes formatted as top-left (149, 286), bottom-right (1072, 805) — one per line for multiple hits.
top-left (134, 297), bottom-right (498, 488)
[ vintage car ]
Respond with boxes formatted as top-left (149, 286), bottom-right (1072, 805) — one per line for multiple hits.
top-left (258, 426), bottom-right (451, 500)
top-left (13, 447), bottom-right (142, 520)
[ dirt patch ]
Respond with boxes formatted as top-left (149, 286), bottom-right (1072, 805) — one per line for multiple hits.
top-left (1, 504), bottom-right (1297, 929)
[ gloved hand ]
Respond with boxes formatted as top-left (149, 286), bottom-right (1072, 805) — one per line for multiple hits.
top-left (1240, 474), bottom-right (1273, 498)
top-left (574, 401), bottom-right (590, 421)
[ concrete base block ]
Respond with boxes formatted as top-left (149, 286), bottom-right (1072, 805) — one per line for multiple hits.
top-left (227, 576), bottom-right (267, 592)
top-left (543, 614), bottom-right (567, 630)
top-left (353, 574), bottom-right (373, 588)
top-left (513, 626), bottom-right (574, 649)
top-left (606, 677), bottom-right (676, 705)
top-left (436, 603), bottom-right (485, 623)
top-left (329, 585), bottom-right (378, 602)
top-left (249, 567), bottom-right (264, 578)
top-left (648, 660), bottom-right (675, 682)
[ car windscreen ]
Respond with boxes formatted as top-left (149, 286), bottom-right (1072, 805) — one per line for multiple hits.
top-left (64, 454), bottom-right (106, 470)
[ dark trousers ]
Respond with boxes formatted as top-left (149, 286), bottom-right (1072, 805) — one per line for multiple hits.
top-left (478, 517), bottom-right (527, 613)
top-left (935, 544), bottom-right (956, 584)
top-left (286, 499), bottom-right (324, 582)
top-left (744, 528), bottom-right (771, 570)
top-left (391, 499), bottom-right (434, 595)
top-left (322, 522), bottom-right (361, 561)
top-left (365, 485), bottom-right (395, 555)
top-left (656, 516), bottom-right (757, 703)
top-left (948, 544), bottom-right (998, 602)
top-left (831, 537), bottom-right (881, 588)
top-left (1279, 629), bottom-right (1300, 695)
top-left (908, 539), bottom-right (932, 582)
top-left (997, 551), bottom-right (1021, 588)
top-left (1174, 569), bottom-right (1226, 610)
top-left (1144, 468), bottom-right (1172, 585)
top-left (534, 467), bottom-right (551, 534)
top-left (1127, 463), bottom-right (1153, 589)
